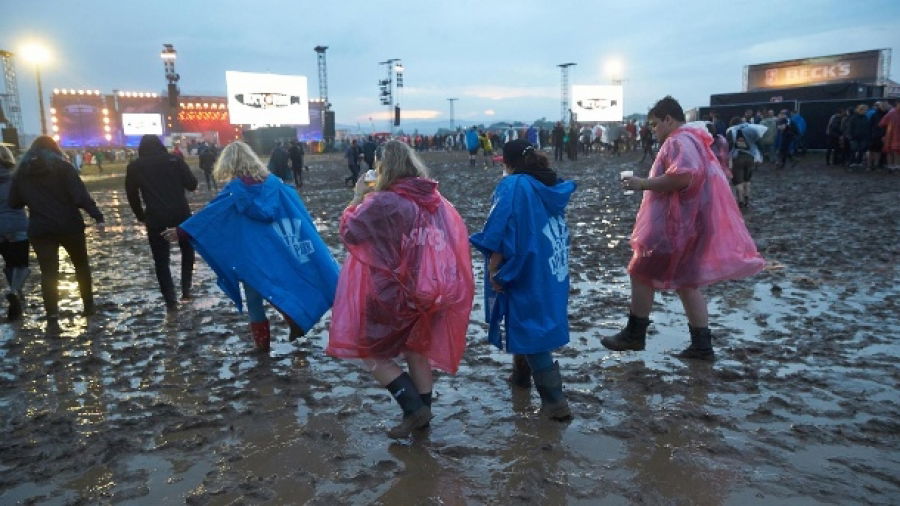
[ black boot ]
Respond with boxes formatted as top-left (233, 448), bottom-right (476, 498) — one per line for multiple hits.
top-left (601, 313), bottom-right (650, 351)
top-left (675, 325), bottom-right (715, 361)
top-left (6, 266), bottom-right (29, 321)
top-left (532, 362), bottom-right (572, 421)
top-left (508, 354), bottom-right (532, 388)
top-left (385, 373), bottom-right (431, 438)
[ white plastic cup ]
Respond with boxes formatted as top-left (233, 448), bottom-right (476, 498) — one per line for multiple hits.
top-left (364, 169), bottom-right (377, 188)
top-left (620, 170), bottom-right (634, 195)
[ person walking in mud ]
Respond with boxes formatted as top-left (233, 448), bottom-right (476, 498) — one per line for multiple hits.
top-left (470, 139), bottom-right (576, 421)
top-left (0, 145), bottom-right (30, 321)
top-left (288, 140), bottom-right (305, 187)
top-left (327, 140), bottom-right (474, 438)
top-left (198, 143), bottom-right (218, 193)
top-left (603, 96), bottom-right (764, 361)
top-left (163, 141), bottom-right (339, 352)
top-left (126, 134), bottom-right (198, 312)
top-left (9, 136), bottom-right (104, 327)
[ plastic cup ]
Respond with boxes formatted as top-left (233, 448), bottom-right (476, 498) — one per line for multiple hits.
top-left (364, 169), bottom-right (377, 188)
top-left (620, 170), bottom-right (634, 195)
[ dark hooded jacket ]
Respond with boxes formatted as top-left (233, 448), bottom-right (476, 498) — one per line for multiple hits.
top-left (9, 148), bottom-right (103, 238)
top-left (125, 135), bottom-right (198, 229)
top-left (0, 159), bottom-right (28, 238)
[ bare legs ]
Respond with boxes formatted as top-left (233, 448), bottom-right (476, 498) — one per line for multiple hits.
top-left (629, 275), bottom-right (708, 327)
top-left (369, 351), bottom-right (433, 392)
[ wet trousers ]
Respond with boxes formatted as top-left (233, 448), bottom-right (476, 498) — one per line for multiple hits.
top-left (0, 239), bottom-right (29, 279)
top-left (30, 232), bottom-right (93, 316)
top-left (243, 283), bottom-right (266, 323)
top-left (147, 226), bottom-right (194, 306)
top-left (524, 351), bottom-right (553, 373)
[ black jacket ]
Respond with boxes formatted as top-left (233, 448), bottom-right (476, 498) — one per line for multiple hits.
top-left (847, 113), bottom-right (871, 141)
top-left (9, 151), bottom-right (104, 238)
top-left (125, 153), bottom-right (197, 229)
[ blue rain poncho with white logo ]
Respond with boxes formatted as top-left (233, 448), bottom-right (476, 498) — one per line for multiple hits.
top-left (470, 174), bottom-right (576, 354)
top-left (180, 174), bottom-right (339, 331)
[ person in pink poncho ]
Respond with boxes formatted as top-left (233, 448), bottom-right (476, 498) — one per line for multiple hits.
top-left (602, 96), bottom-right (765, 361)
top-left (327, 140), bottom-right (474, 438)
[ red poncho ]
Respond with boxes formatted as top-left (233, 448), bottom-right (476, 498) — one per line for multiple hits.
top-left (327, 177), bottom-right (474, 373)
top-left (628, 126), bottom-right (765, 290)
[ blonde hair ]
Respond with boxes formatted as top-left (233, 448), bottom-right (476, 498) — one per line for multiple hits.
top-left (374, 140), bottom-right (429, 191)
top-left (0, 145), bottom-right (14, 168)
top-left (212, 141), bottom-right (270, 181)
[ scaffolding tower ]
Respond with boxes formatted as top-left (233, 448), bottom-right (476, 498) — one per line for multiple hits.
top-left (558, 62), bottom-right (576, 124)
top-left (0, 50), bottom-right (24, 133)
top-left (314, 46), bottom-right (329, 109)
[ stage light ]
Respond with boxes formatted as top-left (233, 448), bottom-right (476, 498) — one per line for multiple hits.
top-left (53, 88), bottom-right (59, 94)
top-left (52, 134), bottom-right (60, 141)
top-left (102, 108), bottom-right (109, 115)
top-left (77, 89), bottom-right (84, 95)
top-left (20, 42), bottom-right (51, 65)
top-left (103, 117), bottom-right (110, 124)
top-left (49, 107), bottom-right (56, 114)
top-left (152, 93), bottom-right (158, 98)
top-left (104, 134), bottom-right (112, 141)
top-left (52, 125), bottom-right (58, 132)
top-left (51, 116), bottom-right (57, 123)
top-left (104, 125), bottom-right (111, 132)
top-left (68, 89), bottom-right (75, 94)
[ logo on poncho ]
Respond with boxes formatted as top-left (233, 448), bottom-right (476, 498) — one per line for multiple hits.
top-left (542, 216), bottom-right (568, 282)
top-left (273, 218), bottom-right (314, 263)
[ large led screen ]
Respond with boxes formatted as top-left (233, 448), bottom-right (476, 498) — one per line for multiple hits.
top-left (225, 71), bottom-right (310, 126)
top-left (571, 85), bottom-right (623, 122)
top-left (122, 113), bottom-right (163, 136)
top-left (53, 98), bottom-right (107, 148)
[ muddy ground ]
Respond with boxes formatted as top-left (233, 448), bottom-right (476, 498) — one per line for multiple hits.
top-left (0, 147), bottom-right (897, 505)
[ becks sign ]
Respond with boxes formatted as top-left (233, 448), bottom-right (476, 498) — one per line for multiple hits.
top-left (745, 49), bottom-right (888, 91)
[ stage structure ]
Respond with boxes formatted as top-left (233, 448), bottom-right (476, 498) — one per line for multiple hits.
top-left (0, 50), bottom-right (24, 149)
top-left (225, 71), bottom-right (310, 127)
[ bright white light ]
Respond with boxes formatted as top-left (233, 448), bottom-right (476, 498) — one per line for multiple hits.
top-left (104, 134), bottom-right (112, 141)
top-left (52, 134), bottom-right (60, 141)
top-left (604, 59), bottom-right (625, 79)
top-left (20, 42), bottom-right (51, 65)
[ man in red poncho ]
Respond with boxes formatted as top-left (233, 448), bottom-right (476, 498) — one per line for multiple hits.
top-left (602, 96), bottom-right (765, 361)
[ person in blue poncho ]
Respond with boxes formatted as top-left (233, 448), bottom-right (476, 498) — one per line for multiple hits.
top-left (470, 139), bottom-right (576, 421)
top-left (465, 126), bottom-right (480, 168)
top-left (163, 141), bottom-right (339, 352)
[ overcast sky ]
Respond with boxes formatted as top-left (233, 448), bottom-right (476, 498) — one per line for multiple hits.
top-left (2, 0), bottom-right (899, 134)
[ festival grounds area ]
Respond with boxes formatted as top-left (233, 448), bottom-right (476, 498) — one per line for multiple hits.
top-left (0, 149), bottom-right (897, 505)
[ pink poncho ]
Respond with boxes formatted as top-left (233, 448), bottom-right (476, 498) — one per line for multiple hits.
top-left (628, 126), bottom-right (765, 290)
top-left (327, 177), bottom-right (474, 374)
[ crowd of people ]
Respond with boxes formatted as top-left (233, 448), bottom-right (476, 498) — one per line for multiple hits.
top-left (0, 94), bottom-right (770, 439)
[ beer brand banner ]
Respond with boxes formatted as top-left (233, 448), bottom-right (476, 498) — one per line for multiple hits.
top-left (744, 50), bottom-right (886, 91)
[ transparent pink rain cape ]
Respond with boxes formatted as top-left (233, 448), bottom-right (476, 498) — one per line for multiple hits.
top-left (326, 177), bottom-right (474, 374)
top-left (628, 126), bottom-right (765, 290)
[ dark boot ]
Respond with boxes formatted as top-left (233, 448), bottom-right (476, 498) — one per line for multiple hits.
top-left (6, 266), bottom-right (28, 321)
top-left (385, 373), bottom-right (431, 438)
top-left (601, 313), bottom-right (650, 351)
top-left (676, 325), bottom-right (715, 361)
top-left (508, 354), bottom-right (532, 388)
top-left (532, 362), bottom-right (572, 421)
top-left (250, 320), bottom-right (271, 352)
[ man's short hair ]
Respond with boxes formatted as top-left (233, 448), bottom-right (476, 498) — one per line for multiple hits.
top-left (649, 96), bottom-right (685, 122)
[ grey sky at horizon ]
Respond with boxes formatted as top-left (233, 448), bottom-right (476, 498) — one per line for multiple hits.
top-left (2, 0), bottom-right (899, 136)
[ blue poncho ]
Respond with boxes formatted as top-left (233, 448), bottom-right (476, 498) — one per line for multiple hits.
top-left (470, 174), bottom-right (576, 354)
top-left (180, 175), bottom-right (339, 332)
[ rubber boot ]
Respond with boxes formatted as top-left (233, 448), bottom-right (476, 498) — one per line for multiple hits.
top-left (601, 313), bottom-right (650, 351)
top-left (6, 266), bottom-right (29, 321)
top-left (675, 325), bottom-right (715, 361)
top-left (385, 373), bottom-right (432, 438)
top-left (508, 354), bottom-right (532, 388)
top-left (532, 362), bottom-right (572, 421)
top-left (250, 320), bottom-right (271, 352)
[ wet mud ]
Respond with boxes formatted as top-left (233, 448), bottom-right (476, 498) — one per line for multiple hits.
top-left (0, 150), bottom-right (897, 504)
